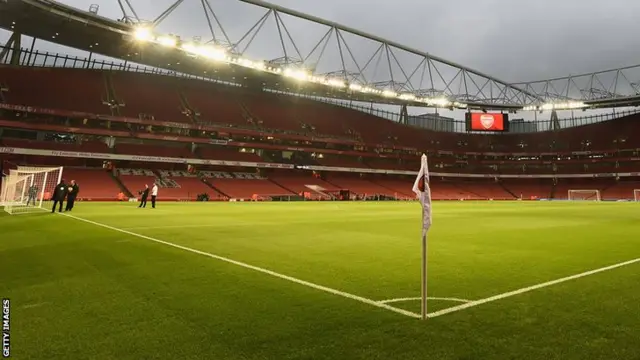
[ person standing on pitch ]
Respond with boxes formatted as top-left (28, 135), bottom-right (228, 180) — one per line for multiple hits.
top-left (65, 180), bottom-right (79, 211)
top-left (27, 183), bottom-right (38, 206)
top-left (51, 179), bottom-right (67, 213)
top-left (151, 182), bottom-right (158, 208)
top-left (138, 184), bottom-right (149, 208)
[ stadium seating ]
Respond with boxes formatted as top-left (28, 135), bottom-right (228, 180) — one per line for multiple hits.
top-left (200, 171), bottom-right (294, 199)
top-left (269, 173), bottom-right (341, 198)
top-left (197, 147), bottom-right (263, 162)
top-left (316, 155), bottom-right (365, 168)
top-left (3, 66), bottom-right (640, 202)
top-left (1, 138), bottom-right (109, 153)
top-left (115, 168), bottom-right (214, 201)
top-left (502, 179), bottom-right (553, 199)
top-left (115, 143), bottom-right (192, 158)
top-left (241, 93), bottom-right (305, 132)
top-left (370, 177), bottom-right (415, 198)
top-left (324, 175), bottom-right (400, 197)
top-left (429, 180), bottom-right (477, 200)
top-left (62, 168), bottom-right (122, 201)
top-left (110, 72), bottom-right (190, 123)
top-left (602, 180), bottom-right (640, 200)
top-left (4, 66), bottom-right (640, 154)
top-left (450, 180), bottom-right (515, 200)
top-left (0, 66), bottom-right (109, 114)
top-left (365, 158), bottom-right (407, 171)
top-left (181, 81), bottom-right (247, 126)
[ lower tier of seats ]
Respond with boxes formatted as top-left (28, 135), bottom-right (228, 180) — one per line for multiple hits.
top-left (3, 164), bottom-right (638, 201)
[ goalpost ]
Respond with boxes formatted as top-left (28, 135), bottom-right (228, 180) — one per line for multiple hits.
top-left (634, 189), bottom-right (640, 202)
top-left (0, 166), bottom-right (63, 215)
top-left (567, 189), bottom-right (601, 201)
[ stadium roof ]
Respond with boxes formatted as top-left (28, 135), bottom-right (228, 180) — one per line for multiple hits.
top-left (1, 0), bottom-right (640, 111)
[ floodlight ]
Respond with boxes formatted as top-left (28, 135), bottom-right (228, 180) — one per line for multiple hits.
top-left (283, 68), bottom-right (309, 81)
top-left (133, 27), bottom-right (152, 42)
top-left (399, 93), bottom-right (416, 101)
top-left (199, 46), bottom-right (226, 61)
top-left (181, 43), bottom-right (198, 54)
top-left (568, 101), bottom-right (587, 109)
top-left (454, 102), bottom-right (468, 108)
top-left (432, 98), bottom-right (451, 107)
top-left (382, 90), bottom-right (397, 97)
top-left (326, 78), bottom-right (346, 88)
top-left (158, 36), bottom-right (177, 47)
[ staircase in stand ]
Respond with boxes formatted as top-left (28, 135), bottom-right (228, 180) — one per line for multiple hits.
top-left (199, 176), bottom-right (230, 198)
top-left (110, 172), bottom-right (133, 198)
top-left (179, 90), bottom-right (198, 123)
top-left (549, 182), bottom-right (557, 199)
top-left (371, 180), bottom-right (413, 198)
top-left (498, 181), bottom-right (518, 199)
top-left (452, 182), bottom-right (485, 199)
top-left (238, 101), bottom-right (263, 127)
top-left (102, 72), bottom-right (121, 117)
top-left (268, 179), bottom-right (297, 195)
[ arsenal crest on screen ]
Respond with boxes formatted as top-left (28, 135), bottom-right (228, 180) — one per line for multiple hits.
top-left (480, 114), bottom-right (495, 129)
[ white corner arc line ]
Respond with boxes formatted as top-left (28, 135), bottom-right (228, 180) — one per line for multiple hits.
top-left (428, 257), bottom-right (640, 319)
top-left (379, 297), bottom-right (471, 304)
top-left (60, 213), bottom-right (421, 319)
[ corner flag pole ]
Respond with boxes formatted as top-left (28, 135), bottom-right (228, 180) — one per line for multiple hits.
top-left (413, 153), bottom-right (431, 321)
top-left (421, 228), bottom-right (427, 320)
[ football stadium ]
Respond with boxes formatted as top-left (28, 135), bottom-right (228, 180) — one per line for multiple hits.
top-left (1, 0), bottom-right (640, 359)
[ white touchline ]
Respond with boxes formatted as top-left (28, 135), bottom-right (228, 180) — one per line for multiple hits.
top-left (428, 257), bottom-right (640, 318)
top-left (379, 297), bottom-right (472, 304)
top-left (60, 213), bottom-right (421, 319)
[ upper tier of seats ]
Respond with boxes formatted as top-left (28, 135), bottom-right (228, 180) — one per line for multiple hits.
top-left (1, 66), bottom-right (640, 154)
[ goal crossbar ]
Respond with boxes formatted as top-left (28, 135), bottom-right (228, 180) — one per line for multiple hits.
top-left (634, 189), bottom-right (640, 202)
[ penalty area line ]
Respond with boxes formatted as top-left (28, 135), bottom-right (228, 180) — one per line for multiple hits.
top-left (429, 257), bottom-right (640, 318)
top-left (59, 213), bottom-right (421, 320)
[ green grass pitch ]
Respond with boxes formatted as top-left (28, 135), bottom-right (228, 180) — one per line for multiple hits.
top-left (1, 201), bottom-right (639, 359)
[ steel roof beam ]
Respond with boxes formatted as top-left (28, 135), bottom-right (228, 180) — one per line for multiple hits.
top-left (238, 0), bottom-right (540, 102)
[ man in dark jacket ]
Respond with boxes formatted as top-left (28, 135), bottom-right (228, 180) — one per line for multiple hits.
top-left (65, 180), bottom-right (79, 211)
top-left (51, 179), bottom-right (67, 213)
top-left (138, 184), bottom-right (149, 208)
top-left (27, 184), bottom-right (38, 206)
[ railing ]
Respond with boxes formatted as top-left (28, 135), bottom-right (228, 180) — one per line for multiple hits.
top-left (1, 45), bottom-right (638, 134)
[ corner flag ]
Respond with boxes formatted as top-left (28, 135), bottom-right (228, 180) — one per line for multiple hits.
top-left (412, 153), bottom-right (431, 320)
top-left (412, 153), bottom-right (432, 234)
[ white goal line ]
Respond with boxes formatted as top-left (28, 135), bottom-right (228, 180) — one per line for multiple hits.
top-left (60, 213), bottom-right (640, 320)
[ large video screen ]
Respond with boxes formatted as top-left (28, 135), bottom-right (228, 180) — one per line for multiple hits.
top-left (465, 112), bottom-right (509, 132)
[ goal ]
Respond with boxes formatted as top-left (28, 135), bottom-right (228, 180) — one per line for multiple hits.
top-left (567, 189), bottom-right (601, 201)
top-left (1, 166), bottom-right (63, 215)
top-left (634, 189), bottom-right (640, 202)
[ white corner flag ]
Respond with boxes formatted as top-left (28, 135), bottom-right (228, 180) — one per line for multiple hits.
top-left (412, 153), bottom-right (432, 320)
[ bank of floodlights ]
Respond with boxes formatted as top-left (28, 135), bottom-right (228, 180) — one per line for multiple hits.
top-left (522, 101), bottom-right (588, 111)
top-left (130, 26), bottom-right (469, 109)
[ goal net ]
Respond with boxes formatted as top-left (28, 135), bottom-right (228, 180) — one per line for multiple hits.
top-left (634, 189), bottom-right (640, 202)
top-left (567, 189), bottom-right (601, 201)
top-left (1, 166), bottom-right (63, 215)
